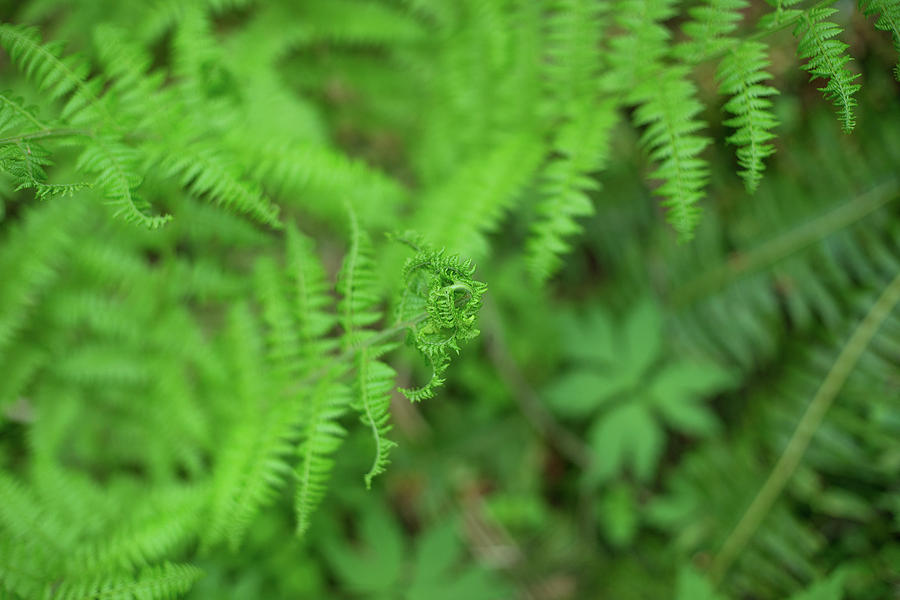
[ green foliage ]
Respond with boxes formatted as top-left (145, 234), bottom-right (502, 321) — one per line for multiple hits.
top-left (0, 0), bottom-right (898, 599)
top-left (794, 8), bottom-right (862, 132)
top-left (545, 300), bottom-right (733, 483)
top-left (320, 502), bottom-right (512, 600)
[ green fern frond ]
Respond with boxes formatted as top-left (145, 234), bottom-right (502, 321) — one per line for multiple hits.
top-left (295, 380), bottom-right (350, 536)
top-left (676, 0), bottom-right (749, 63)
top-left (793, 8), bottom-right (861, 132)
top-left (355, 347), bottom-right (398, 489)
top-left (285, 224), bottom-right (336, 366)
top-left (601, 0), bottom-right (677, 93)
top-left (70, 487), bottom-right (203, 574)
top-left (156, 144), bottom-right (281, 228)
top-left (527, 100), bottom-right (618, 281)
top-left (337, 209), bottom-right (398, 487)
top-left (544, 0), bottom-right (606, 118)
top-left (204, 304), bottom-right (294, 550)
top-left (337, 210), bottom-right (382, 345)
top-left (416, 134), bottom-right (544, 259)
top-left (76, 139), bottom-right (172, 229)
top-left (0, 92), bottom-right (48, 136)
top-left (52, 562), bottom-right (202, 600)
top-left (633, 66), bottom-right (711, 240)
top-left (859, 0), bottom-right (900, 80)
top-left (0, 94), bottom-right (90, 199)
top-left (0, 24), bottom-right (107, 126)
top-left (717, 41), bottom-right (779, 192)
top-left (0, 199), bottom-right (81, 360)
top-left (395, 237), bottom-right (488, 402)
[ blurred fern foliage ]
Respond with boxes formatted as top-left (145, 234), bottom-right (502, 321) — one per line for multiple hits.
top-left (0, 0), bottom-right (899, 598)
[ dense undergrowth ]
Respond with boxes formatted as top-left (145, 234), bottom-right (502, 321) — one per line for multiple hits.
top-left (0, 0), bottom-right (898, 598)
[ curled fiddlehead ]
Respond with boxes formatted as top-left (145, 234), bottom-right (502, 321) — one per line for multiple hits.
top-left (393, 233), bottom-right (488, 402)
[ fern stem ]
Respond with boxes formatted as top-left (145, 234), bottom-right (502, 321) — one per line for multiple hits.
top-left (698, 0), bottom-right (839, 66)
top-left (290, 313), bottom-right (429, 393)
top-left (710, 271), bottom-right (900, 583)
top-left (481, 299), bottom-right (594, 469)
top-left (671, 180), bottom-right (899, 305)
top-left (0, 128), bottom-right (92, 145)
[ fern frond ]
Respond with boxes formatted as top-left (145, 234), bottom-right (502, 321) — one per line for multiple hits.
top-left (676, 0), bottom-right (749, 63)
top-left (0, 199), bottom-right (81, 360)
top-left (601, 0), bottom-right (677, 94)
top-left (77, 139), bottom-right (172, 229)
top-left (285, 225), bottom-right (336, 366)
top-left (355, 347), bottom-right (398, 489)
top-left (70, 487), bottom-right (203, 574)
top-left (793, 8), bottom-right (861, 132)
top-left (336, 209), bottom-right (398, 487)
top-left (0, 24), bottom-right (107, 126)
top-left (52, 562), bottom-right (202, 600)
top-left (295, 380), bottom-right (350, 536)
top-left (544, 0), bottom-right (605, 119)
top-left (0, 92), bottom-right (48, 136)
top-left (204, 304), bottom-right (294, 550)
top-left (527, 100), bottom-right (618, 281)
top-left (157, 143), bottom-right (281, 228)
top-left (395, 239), bottom-right (488, 402)
top-left (717, 41), bottom-right (779, 192)
top-left (416, 134), bottom-right (544, 259)
top-left (859, 0), bottom-right (900, 80)
top-left (337, 210), bottom-right (382, 345)
top-left (633, 67), bottom-right (710, 240)
top-left (0, 93), bottom-right (90, 199)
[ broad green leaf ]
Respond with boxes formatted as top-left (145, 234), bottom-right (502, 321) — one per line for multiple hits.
top-left (560, 307), bottom-right (617, 364)
top-left (588, 403), bottom-right (663, 483)
top-left (407, 521), bottom-right (511, 600)
top-left (597, 482), bottom-right (639, 547)
top-left (676, 565), bottom-right (725, 600)
top-left (788, 571), bottom-right (845, 600)
top-left (321, 504), bottom-right (404, 594)
top-left (648, 361), bottom-right (731, 436)
top-left (649, 361), bottom-right (733, 401)
top-left (544, 370), bottom-right (630, 418)
top-left (621, 299), bottom-right (663, 381)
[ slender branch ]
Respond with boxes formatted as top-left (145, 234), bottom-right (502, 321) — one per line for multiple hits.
top-left (287, 313), bottom-right (429, 393)
top-left (481, 298), bottom-right (594, 469)
top-left (672, 181), bottom-right (899, 305)
top-left (0, 128), bottom-right (92, 146)
top-left (710, 271), bottom-right (900, 583)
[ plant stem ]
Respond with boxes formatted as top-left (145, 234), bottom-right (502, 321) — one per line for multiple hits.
top-left (710, 271), bottom-right (900, 583)
top-left (0, 128), bottom-right (92, 145)
top-left (288, 313), bottom-right (429, 393)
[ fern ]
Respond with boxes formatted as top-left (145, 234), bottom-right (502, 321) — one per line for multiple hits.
top-left (793, 7), bottom-right (861, 132)
top-left (0, 23), bottom-right (107, 126)
top-left (633, 66), bottom-right (711, 240)
top-left (204, 304), bottom-right (295, 550)
top-left (717, 41), bottom-right (779, 192)
top-left (77, 138), bottom-right (172, 229)
top-left (394, 235), bottom-right (488, 402)
top-left (859, 0), bottom-right (900, 80)
top-left (52, 562), bottom-right (203, 600)
top-left (676, 0), bottom-right (749, 63)
top-left (337, 211), bottom-right (398, 487)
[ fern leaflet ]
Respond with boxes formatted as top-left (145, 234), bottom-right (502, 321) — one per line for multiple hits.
top-left (717, 41), bottom-right (779, 192)
top-left (633, 66), bottom-right (711, 240)
top-left (793, 8), bottom-right (861, 132)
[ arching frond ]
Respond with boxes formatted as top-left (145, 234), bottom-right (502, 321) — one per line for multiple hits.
top-left (858, 0), bottom-right (900, 80)
top-left (633, 67), bottom-right (711, 240)
top-left (717, 41), bottom-right (779, 192)
top-left (676, 0), bottom-right (749, 63)
top-left (0, 24), bottom-right (107, 125)
top-left (793, 8), bottom-right (861, 132)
